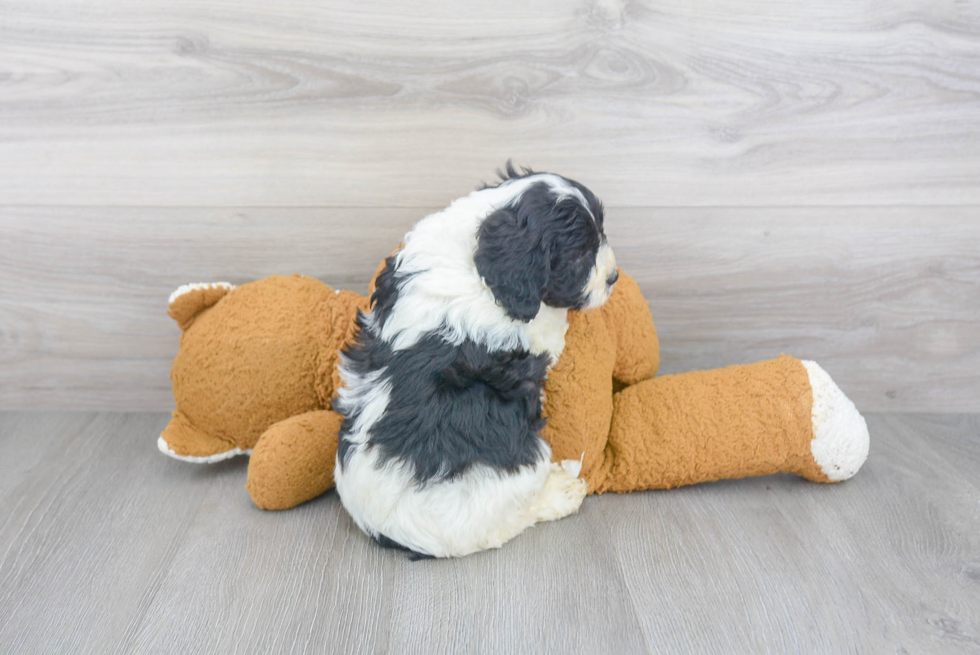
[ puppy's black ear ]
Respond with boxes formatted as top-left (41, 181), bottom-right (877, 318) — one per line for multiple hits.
top-left (474, 207), bottom-right (549, 322)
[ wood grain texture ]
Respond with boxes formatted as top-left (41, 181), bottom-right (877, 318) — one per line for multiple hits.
top-left (600, 412), bottom-right (980, 653)
top-left (2, 205), bottom-right (978, 411)
top-left (924, 413), bottom-right (980, 492)
top-left (0, 411), bottom-right (977, 653)
top-left (0, 0), bottom-right (978, 207)
top-left (0, 412), bottom-right (650, 654)
top-left (614, 207), bottom-right (980, 413)
top-left (0, 413), bottom-right (216, 653)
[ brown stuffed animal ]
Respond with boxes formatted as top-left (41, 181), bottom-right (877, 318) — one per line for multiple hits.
top-left (160, 268), bottom-right (869, 510)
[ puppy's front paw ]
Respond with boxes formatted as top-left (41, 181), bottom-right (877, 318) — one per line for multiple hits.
top-left (534, 463), bottom-right (588, 522)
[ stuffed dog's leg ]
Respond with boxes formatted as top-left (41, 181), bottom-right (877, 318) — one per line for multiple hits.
top-left (246, 410), bottom-right (342, 510)
top-left (591, 356), bottom-right (869, 493)
top-left (601, 270), bottom-right (660, 386)
top-left (159, 409), bottom-right (246, 462)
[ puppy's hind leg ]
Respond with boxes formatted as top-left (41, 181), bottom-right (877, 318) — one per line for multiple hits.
top-left (529, 461), bottom-right (588, 523)
top-left (475, 462), bottom-right (587, 555)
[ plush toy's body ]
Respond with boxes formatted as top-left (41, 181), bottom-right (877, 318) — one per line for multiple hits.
top-left (161, 269), bottom-right (869, 511)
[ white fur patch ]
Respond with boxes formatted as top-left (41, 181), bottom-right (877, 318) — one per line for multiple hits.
top-left (525, 305), bottom-right (569, 364)
top-left (802, 360), bottom-right (870, 481)
top-left (335, 445), bottom-right (587, 558)
top-left (167, 281), bottom-right (235, 307)
top-left (582, 242), bottom-right (617, 310)
top-left (560, 455), bottom-right (583, 479)
top-left (335, 447), bottom-right (551, 557)
top-left (335, 364), bottom-right (392, 445)
top-left (157, 436), bottom-right (250, 463)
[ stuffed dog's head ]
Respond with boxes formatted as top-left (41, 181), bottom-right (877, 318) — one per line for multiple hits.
top-left (474, 167), bottom-right (617, 322)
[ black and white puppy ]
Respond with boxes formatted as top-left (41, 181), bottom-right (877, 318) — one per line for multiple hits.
top-left (333, 165), bottom-right (618, 558)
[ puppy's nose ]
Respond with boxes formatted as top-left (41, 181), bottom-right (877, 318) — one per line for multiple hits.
top-left (606, 269), bottom-right (619, 286)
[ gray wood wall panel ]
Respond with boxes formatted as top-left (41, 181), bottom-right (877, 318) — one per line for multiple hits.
top-left (2, 205), bottom-right (977, 412)
top-left (0, 1), bottom-right (978, 207)
top-left (1, 0), bottom-right (979, 410)
top-left (1, 412), bottom-right (977, 653)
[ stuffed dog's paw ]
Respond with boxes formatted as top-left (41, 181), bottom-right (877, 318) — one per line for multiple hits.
top-left (802, 360), bottom-right (871, 481)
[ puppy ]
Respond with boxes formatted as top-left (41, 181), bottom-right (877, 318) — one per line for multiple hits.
top-left (333, 164), bottom-right (619, 558)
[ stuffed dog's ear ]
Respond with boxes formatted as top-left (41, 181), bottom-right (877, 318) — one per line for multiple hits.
top-left (474, 206), bottom-right (549, 322)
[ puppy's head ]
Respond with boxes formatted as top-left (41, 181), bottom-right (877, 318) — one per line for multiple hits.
top-left (474, 169), bottom-right (618, 322)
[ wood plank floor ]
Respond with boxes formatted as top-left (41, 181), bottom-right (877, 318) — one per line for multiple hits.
top-left (1, 412), bottom-right (977, 654)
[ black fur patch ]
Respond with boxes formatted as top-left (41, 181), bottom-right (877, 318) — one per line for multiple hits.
top-left (473, 204), bottom-right (549, 321)
top-left (337, 327), bottom-right (549, 484)
top-left (475, 180), bottom-right (604, 321)
top-left (369, 253), bottom-right (412, 329)
top-left (480, 161), bottom-right (607, 228)
top-left (337, 254), bottom-right (551, 483)
top-left (479, 160), bottom-right (536, 189)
